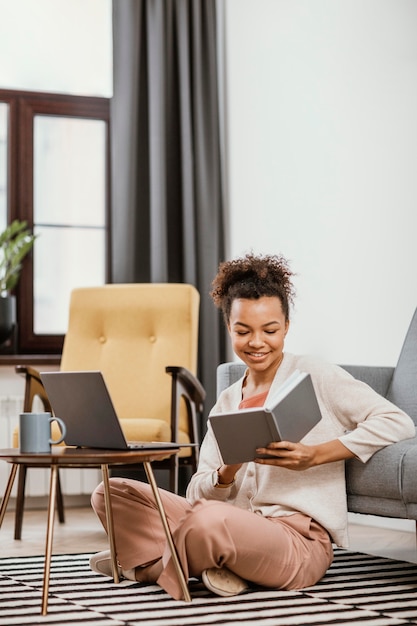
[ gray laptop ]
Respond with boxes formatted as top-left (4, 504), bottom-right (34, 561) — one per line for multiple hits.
top-left (40, 370), bottom-right (196, 451)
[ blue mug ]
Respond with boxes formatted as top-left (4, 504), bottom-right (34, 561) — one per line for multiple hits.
top-left (19, 412), bottom-right (66, 453)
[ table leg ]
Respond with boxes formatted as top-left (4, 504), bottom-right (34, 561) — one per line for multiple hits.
top-left (41, 464), bottom-right (58, 616)
top-left (101, 464), bottom-right (120, 583)
top-left (0, 463), bottom-right (18, 528)
top-left (143, 460), bottom-right (191, 602)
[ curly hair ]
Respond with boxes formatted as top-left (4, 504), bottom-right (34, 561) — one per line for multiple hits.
top-left (210, 252), bottom-right (296, 324)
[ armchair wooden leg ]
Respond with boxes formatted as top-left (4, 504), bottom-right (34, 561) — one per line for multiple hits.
top-left (14, 465), bottom-right (27, 540)
top-left (169, 455), bottom-right (179, 494)
top-left (0, 464), bottom-right (18, 529)
top-left (14, 465), bottom-right (65, 540)
top-left (56, 471), bottom-right (65, 524)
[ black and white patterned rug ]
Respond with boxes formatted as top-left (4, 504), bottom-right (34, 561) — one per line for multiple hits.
top-left (1, 549), bottom-right (417, 625)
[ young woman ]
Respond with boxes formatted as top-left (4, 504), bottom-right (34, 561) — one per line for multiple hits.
top-left (89, 253), bottom-right (415, 599)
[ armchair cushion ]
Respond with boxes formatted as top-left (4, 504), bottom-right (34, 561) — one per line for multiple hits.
top-left (119, 419), bottom-right (192, 457)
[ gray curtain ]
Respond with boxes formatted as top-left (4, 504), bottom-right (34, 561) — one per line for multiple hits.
top-left (111, 0), bottom-right (226, 426)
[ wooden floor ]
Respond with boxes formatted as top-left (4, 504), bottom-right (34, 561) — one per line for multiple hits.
top-left (1, 505), bottom-right (109, 557)
top-left (1, 504), bottom-right (416, 564)
top-left (347, 516), bottom-right (417, 563)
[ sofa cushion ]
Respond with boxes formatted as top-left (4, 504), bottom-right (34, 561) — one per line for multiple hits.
top-left (217, 362), bottom-right (246, 396)
top-left (340, 365), bottom-right (394, 397)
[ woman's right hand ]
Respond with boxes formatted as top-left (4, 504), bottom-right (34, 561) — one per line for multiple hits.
top-left (217, 463), bottom-right (242, 485)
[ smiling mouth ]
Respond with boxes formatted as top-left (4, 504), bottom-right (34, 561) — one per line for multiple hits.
top-left (247, 352), bottom-right (268, 358)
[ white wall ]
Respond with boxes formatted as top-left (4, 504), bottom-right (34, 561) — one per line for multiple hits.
top-left (224, 0), bottom-right (417, 366)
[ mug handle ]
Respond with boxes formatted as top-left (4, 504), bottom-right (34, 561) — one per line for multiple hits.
top-left (49, 416), bottom-right (67, 445)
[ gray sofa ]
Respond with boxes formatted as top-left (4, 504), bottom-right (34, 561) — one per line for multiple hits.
top-left (217, 308), bottom-right (417, 530)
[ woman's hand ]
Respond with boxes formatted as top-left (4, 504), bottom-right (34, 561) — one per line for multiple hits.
top-left (255, 439), bottom-right (355, 471)
top-left (217, 463), bottom-right (242, 484)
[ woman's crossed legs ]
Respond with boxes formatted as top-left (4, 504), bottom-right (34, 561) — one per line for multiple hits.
top-left (91, 478), bottom-right (333, 600)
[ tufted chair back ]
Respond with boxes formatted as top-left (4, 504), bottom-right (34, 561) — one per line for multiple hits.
top-left (60, 283), bottom-right (199, 444)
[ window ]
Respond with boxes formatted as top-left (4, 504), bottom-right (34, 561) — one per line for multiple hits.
top-left (34, 115), bottom-right (107, 335)
top-left (2, 90), bottom-right (110, 353)
top-left (0, 0), bottom-right (112, 353)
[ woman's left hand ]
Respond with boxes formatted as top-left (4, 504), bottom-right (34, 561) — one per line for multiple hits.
top-left (255, 441), bottom-right (317, 470)
top-left (255, 438), bottom-right (355, 470)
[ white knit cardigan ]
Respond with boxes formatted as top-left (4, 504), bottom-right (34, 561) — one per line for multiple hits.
top-left (186, 352), bottom-right (415, 547)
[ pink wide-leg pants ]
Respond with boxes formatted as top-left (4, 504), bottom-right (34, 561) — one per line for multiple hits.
top-left (91, 478), bottom-right (333, 600)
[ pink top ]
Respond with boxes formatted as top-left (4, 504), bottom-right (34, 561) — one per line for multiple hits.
top-left (239, 390), bottom-right (268, 409)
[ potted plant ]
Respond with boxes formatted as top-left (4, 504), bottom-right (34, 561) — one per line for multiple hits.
top-left (0, 220), bottom-right (37, 347)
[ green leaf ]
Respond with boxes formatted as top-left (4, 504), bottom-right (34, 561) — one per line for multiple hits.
top-left (0, 220), bottom-right (37, 294)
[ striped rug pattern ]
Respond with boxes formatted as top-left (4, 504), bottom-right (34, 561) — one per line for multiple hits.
top-left (1, 549), bottom-right (417, 625)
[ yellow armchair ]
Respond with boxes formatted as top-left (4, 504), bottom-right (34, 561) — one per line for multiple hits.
top-left (13, 283), bottom-right (205, 539)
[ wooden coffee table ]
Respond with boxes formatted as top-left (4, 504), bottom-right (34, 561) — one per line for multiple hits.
top-left (0, 446), bottom-right (191, 614)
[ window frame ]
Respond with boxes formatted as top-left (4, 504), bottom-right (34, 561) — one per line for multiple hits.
top-left (0, 88), bottom-right (111, 354)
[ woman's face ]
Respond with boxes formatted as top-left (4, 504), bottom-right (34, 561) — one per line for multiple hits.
top-left (228, 296), bottom-right (289, 377)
